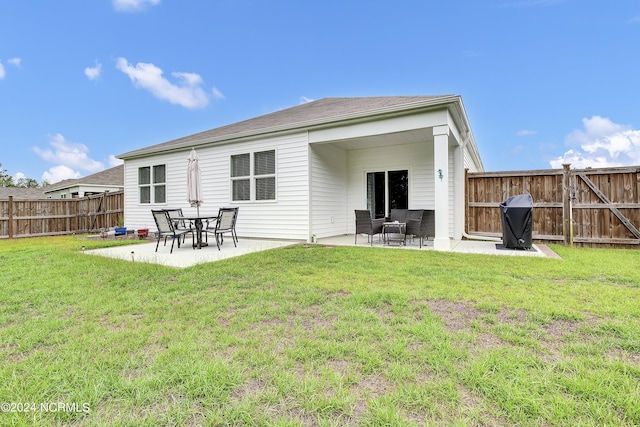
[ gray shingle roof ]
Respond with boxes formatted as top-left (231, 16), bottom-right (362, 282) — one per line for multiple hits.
top-left (44, 164), bottom-right (124, 192)
top-left (118, 95), bottom-right (456, 159)
top-left (0, 187), bottom-right (46, 199)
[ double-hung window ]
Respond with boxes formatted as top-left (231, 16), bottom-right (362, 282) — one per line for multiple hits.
top-left (139, 164), bottom-right (166, 204)
top-left (231, 150), bottom-right (276, 202)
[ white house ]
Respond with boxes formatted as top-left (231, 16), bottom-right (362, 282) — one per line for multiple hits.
top-left (117, 96), bottom-right (484, 250)
top-left (43, 165), bottom-right (124, 199)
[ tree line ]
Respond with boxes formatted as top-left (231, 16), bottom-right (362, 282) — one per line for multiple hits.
top-left (0, 163), bottom-right (47, 188)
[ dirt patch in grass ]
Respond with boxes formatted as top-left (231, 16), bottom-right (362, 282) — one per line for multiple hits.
top-left (357, 373), bottom-right (395, 398)
top-left (326, 359), bottom-right (353, 377)
top-left (423, 299), bottom-right (611, 360)
top-left (496, 308), bottom-right (528, 324)
top-left (542, 319), bottom-right (583, 343)
top-left (230, 378), bottom-right (267, 403)
top-left (426, 300), bottom-right (484, 332)
top-left (474, 331), bottom-right (510, 353)
top-left (455, 383), bottom-right (510, 426)
top-left (606, 348), bottom-right (640, 365)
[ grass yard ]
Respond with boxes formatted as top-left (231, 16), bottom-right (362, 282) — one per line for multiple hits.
top-left (0, 236), bottom-right (639, 426)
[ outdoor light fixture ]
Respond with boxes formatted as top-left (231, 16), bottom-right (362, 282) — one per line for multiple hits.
top-left (82, 245), bottom-right (85, 253)
top-left (438, 169), bottom-right (443, 181)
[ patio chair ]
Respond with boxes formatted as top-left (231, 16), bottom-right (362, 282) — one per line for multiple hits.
top-left (204, 207), bottom-right (239, 250)
top-left (151, 209), bottom-right (193, 253)
top-left (405, 209), bottom-right (434, 248)
top-left (354, 210), bottom-right (384, 246)
top-left (164, 208), bottom-right (192, 242)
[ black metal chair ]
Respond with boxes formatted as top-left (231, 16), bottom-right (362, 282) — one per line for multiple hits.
top-left (151, 209), bottom-right (193, 253)
top-left (354, 210), bottom-right (384, 246)
top-left (205, 207), bottom-right (239, 250)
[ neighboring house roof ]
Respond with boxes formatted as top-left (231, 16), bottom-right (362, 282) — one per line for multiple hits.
top-left (43, 164), bottom-right (125, 193)
top-left (118, 95), bottom-right (466, 159)
top-left (0, 187), bottom-right (46, 199)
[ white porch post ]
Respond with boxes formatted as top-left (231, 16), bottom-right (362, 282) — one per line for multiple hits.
top-left (433, 125), bottom-right (451, 250)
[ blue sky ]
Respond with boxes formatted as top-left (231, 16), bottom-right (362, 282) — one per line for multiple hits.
top-left (1, 0), bottom-right (639, 184)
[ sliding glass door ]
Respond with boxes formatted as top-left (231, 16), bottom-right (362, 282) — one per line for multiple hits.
top-left (366, 170), bottom-right (408, 219)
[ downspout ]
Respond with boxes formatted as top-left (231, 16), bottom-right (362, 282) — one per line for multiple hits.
top-left (461, 132), bottom-right (502, 243)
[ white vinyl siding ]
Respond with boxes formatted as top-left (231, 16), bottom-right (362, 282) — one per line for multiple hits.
top-left (310, 143), bottom-right (348, 238)
top-left (463, 144), bottom-right (482, 172)
top-left (123, 133), bottom-right (309, 240)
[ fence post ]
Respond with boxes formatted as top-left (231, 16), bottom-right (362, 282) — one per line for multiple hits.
top-left (8, 195), bottom-right (14, 239)
top-left (562, 164), bottom-right (573, 246)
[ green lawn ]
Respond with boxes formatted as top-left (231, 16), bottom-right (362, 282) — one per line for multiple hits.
top-left (0, 236), bottom-right (639, 426)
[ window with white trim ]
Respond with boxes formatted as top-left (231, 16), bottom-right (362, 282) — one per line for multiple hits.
top-left (230, 150), bottom-right (276, 202)
top-left (138, 164), bottom-right (166, 204)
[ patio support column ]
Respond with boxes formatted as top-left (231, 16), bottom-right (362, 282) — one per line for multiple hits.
top-left (433, 125), bottom-right (451, 250)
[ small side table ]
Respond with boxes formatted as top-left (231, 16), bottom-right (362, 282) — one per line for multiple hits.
top-left (383, 222), bottom-right (406, 246)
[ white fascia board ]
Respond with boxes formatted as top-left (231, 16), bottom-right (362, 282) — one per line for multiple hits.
top-left (308, 109), bottom-right (449, 143)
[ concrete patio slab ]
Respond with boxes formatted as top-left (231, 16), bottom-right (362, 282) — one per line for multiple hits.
top-left (84, 237), bottom-right (297, 268)
top-left (83, 234), bottom-right (558, 268)
top-left (318, 234), bottom-right (555, 258)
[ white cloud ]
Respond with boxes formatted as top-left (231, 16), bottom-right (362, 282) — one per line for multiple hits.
top-left (113, 0), bottom-right (160, 12)
top-left (116, 57), bottom-right (209, 109)
top-left (32, 134), bottom-right (104, 184)
top-left (549, 116), bottom-right (640, 168)
top-left (42, 165), bottom-right (82, 185)
top-left (1, 57), bottom-right (22, 79)
top-left (300, 96), bottom-right (314, 104)
top-left (108, 155), bottom-right (124, 168)
top-left (517, 129), bottom-right (537, 136)
top-left (85, 61), bottom-right (102, 80)
top-left (211, 87), bottom-right (225, 100)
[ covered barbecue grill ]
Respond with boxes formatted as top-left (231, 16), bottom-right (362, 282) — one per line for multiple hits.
top-left (500, 193), bottom-right (533, 249)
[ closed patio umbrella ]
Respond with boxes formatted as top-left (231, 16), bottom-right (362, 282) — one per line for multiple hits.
top-left (187, 148), bottom-right (203, 216)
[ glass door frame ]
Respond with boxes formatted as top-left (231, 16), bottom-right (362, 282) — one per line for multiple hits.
top-left (365, 168), bottom-right (409, 219)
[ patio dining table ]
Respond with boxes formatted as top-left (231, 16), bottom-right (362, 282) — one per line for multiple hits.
top-left (177, 214), bottom-right (218, 249)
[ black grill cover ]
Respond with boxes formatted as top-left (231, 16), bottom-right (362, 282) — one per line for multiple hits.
top-left (500, 194), bottom-right (533, 249)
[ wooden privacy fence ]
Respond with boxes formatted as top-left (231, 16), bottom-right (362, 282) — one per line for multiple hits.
top-left (466, 165), bottom-right (640, 248)
top-left (0, 191), bottom-right (124, 239)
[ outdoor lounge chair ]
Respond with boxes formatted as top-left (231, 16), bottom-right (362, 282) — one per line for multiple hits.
top-left (354, 209), bottom-right (384, 246)
top-left (204, 207), bottom-right (239, 250)
top-left (151, 209), bottom-right (193, 253)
